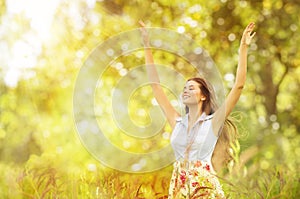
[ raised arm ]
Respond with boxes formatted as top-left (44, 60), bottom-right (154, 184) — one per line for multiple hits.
top-left (139, 21), bottom-right (180, 129)
top-left (213, 22), bottom-right (256, 135)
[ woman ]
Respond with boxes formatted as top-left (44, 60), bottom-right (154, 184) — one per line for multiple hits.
top-left (140, 21), bottom-right (256, 198)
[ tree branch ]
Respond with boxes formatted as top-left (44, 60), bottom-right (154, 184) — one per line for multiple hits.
top-left (275, 51), bottom-right (290, 89)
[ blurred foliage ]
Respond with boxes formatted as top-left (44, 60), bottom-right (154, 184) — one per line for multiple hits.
top-left (0, 0), bottom-right (299, 198)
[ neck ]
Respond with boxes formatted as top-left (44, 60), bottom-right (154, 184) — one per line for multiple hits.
top-left (187, 104), bottom-right (203, 124)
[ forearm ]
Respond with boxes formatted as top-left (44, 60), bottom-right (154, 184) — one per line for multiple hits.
top-left (235, 43), bottom-right (248, 88)
top-left (144, 47), bottom-right (160, 84)
top-left (143, 42), bottom-right (177, 122)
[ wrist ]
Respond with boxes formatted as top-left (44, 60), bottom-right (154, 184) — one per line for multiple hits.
top-left (143, 40), bottom-right (150, 47)
top-left (240, 43), bottom-right (249, 47)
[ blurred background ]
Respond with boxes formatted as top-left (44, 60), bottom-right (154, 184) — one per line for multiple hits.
top-left (0, 0), bottom-right (299, 198)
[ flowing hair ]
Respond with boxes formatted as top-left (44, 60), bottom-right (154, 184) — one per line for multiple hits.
top-left (186, 77), bottom-right (238, 172)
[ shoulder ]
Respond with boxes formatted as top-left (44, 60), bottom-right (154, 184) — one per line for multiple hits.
top-left (174, 114), bottom-right (188, 127)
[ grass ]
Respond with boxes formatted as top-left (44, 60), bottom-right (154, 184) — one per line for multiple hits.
top-left (1, 134), bottom-right (299, 198)
top-left (0, 159), bottom-right (298, 199)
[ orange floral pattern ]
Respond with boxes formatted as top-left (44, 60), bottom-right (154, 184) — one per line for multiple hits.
top-left (168, 161), bottom-right (225, 199)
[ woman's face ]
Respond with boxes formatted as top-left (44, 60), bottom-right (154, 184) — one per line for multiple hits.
top-left (182, 80), bottom-right (206, 105)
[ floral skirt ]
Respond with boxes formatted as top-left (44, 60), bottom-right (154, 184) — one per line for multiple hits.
top-left (168, 160), bottom-right (225, 199)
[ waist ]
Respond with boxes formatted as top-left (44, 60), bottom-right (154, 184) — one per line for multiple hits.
top-left (173, 160), bottom-right (216, 174)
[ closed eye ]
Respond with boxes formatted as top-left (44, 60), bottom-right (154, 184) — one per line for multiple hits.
top-left (183, 85), bottom-right (196, 91)
top-left (189, 85), bottom-right (195, 90)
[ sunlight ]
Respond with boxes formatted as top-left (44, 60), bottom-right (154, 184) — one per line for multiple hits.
top-left (4, 68), bottom-right (20, 88)
top-left (11, 40), bottom-right (38, 68)
top-left (6, 0), bottom-right (60, 40)
top-left (3, 0), bottom-right (61, 87)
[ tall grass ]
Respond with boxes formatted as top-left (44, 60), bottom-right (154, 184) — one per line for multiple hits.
top-left (1, 159), bottom-right (298, 198)
top-left (1, 134), bottom-right (299, 198)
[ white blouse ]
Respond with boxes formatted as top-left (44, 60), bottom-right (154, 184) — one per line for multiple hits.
top-left (170, 112), bottom-right (218, 165)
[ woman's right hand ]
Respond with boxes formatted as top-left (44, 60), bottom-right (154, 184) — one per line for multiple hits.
top-left (139, 20), bottom-right (150, 47)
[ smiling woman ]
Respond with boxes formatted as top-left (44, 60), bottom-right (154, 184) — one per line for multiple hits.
top-left (140, 20), bottom-right (256, 198)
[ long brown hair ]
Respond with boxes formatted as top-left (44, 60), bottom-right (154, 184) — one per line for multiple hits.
top-left (186, 77), bottom-right (238, 172)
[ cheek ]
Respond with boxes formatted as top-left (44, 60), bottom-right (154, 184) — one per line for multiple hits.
top-left (192, 90), bottom-right (201, 97)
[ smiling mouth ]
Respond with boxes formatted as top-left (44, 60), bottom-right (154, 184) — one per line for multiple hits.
top-left (183, 95), bottom-right (190, 99)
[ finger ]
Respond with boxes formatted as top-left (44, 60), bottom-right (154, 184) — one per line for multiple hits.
top-left (250, 31), bottom-right (256, 38)
top-left (246, 23), bottom-right (252, 30)
top-left (248, 22), bottom-right (255, 27)
top-left (247, 22), bottom-right (255, 30)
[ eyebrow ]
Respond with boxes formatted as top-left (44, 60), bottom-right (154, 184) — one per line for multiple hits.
top-left (183, 85), bottom-right (195, 89)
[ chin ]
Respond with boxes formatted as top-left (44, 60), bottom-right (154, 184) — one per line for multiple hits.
top-left (182, 100), bottom-right (188, 105)
top-left (182, 101), bottom-right (192, 105)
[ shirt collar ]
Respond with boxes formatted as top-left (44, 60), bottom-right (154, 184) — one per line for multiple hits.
top-left (177, 112), bottom-right (213, 127)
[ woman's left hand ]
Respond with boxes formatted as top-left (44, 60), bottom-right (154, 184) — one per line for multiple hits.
top-left (241, 22), bottom-right (256, 45)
